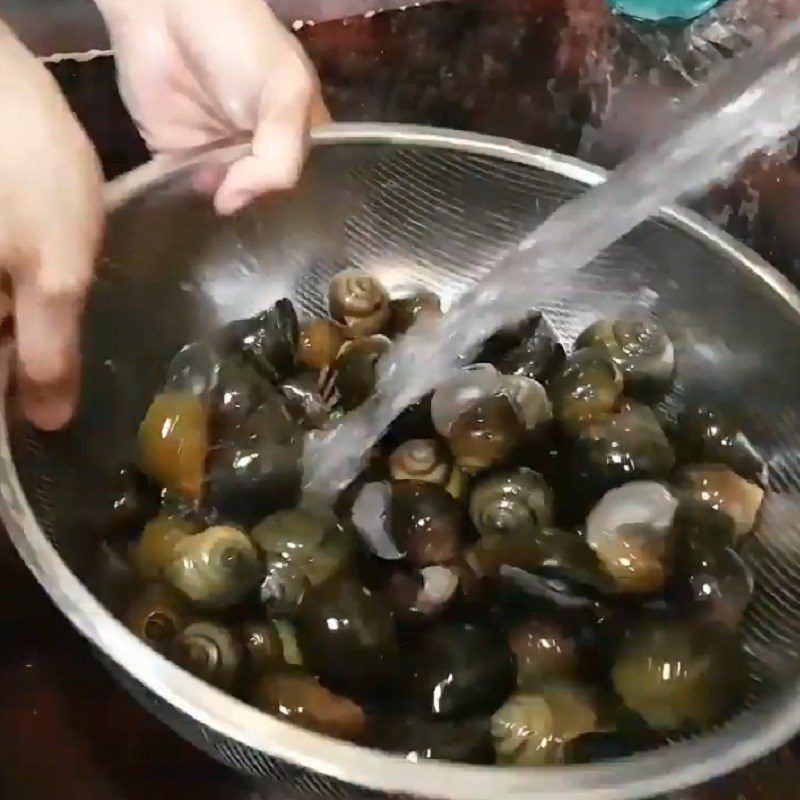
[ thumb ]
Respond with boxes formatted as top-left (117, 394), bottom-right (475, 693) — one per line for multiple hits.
top-left (214, 72), bottom-right (322, 215)
top-left (14, 257), bottom-right (91, 431)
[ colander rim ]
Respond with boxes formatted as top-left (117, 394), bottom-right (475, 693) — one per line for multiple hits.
top-left (4, 123), bottom-right (800, 800)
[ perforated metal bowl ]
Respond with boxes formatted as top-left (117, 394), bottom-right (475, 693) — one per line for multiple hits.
top-left (5, 125), bottom-right (800, 800)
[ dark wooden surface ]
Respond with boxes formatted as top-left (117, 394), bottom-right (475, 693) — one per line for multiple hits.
top-left (4, 2), bottom-right (800, 798)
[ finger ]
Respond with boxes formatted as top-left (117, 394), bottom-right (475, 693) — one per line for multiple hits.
top-left (213, 82), bottom-right (311, 215)
top-left (309, 92), bottom-right (333, 128)
top-left (14, 277), bottom-right (86, 431)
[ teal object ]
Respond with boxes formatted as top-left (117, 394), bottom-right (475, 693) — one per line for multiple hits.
top-left (606, 0), bottom-right (720, 20)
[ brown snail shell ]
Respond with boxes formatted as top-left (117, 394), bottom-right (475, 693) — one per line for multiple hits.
top-left (329, 269), bottom-right (390, 337)
top-left (255, 670), bottom-right (366, 740)
top-left (125, 583), bottom-right (187, 655)
top-left (389, 290), bottom-right (443, 336)
top-left (586, 481), bottom-right (678, 593)
top-left (448, 395), bottom-right (524, 475)
top-left (138, 391), bottom-right (209, 499)
top-left (174, 620), bottom-right (243, 691)
top-left (389, 438), bottom-right (452, 485)
top-left (298, 319), bottom-right (347, 371)
top-left (676, 464), bottom-right (764, 538)
top-left (131, 515), bottom-right (198, 581)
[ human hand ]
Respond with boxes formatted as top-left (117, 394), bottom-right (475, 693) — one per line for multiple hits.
top-left (96, 0), bottom-right (330, 215)
top-left (0, 22), bottom-right (104, 430)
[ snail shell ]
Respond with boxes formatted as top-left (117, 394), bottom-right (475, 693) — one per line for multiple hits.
top-left (501, 375), bottom-right (553, 431)
top-left (329, 269), bottom-right (390, 337)
top-left (298, 318), bottom-right (347, 371)
top-left (389, 438), bottom-right (452, 485)
top-left (164, 525), bottom-right (263, 609)
top-left (389, 290), bottom-right (443, 336)
top-left (138, 391), bottom-right (209, 499)
top-left (586, 481), bottom-right (678, 593)
top-left (175, 620), bottom-right (243, 691)
top-left (431, 364), bottom-right (503, 437)
top-left (469, 467), bottom-right (553, 540)
top-left (132, 515), bottom-right (198, 581)
top-left (125, 583), bottom-right (187, 654)
top-left (676, 464), bottom-right (764, 538)
top-left (448, 395), bottom-right (523, 475)
top-left (576, 317), bottom-right (675, 400)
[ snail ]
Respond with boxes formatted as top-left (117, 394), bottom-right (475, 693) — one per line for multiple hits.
top-left (410, 613), bottom-right (517, 719)
top-left (491, 683), bottom-right (598, 765)
top-left (469, 467), bottom-right (554, 540)
top-left (217, 298), bottom-right (299, 382)
top-left (675, 463), bottom-right (764, 538)
top-left (549, 347), bottom-right (623, 427)
top-left (298, 318), bottom-right (346, 371)
top-left (131, 514), bottom-right (198, 581)
top-left (575, 317), bottom-right (675, 400)
top-left (296, 576), bottom-right (398, 699)
top-left (205, 433), bottom-right (303, 528)
top-left (251, 509), bottom-right (354, 615)
top-left (389, 289), bottom-right (443, 336)
top-left (448, 395), bottom-right (524, 475)
top-left (509, 615), bottom-right (580, 688)
top-left (430, 364), bottom-right (504, 437)
top-left (585, 481), bottom-right (679, 594)
top-left (174, 620), bottom-right (243, 691)
top-left (612, 620), bottom-right (746, 730)
top-left (557, 401), bottom-right (675, 524)
top-left (164, 525), bottom-right (263, 609)
top-left (389, 438), bottom-right (452, 485)
top-left (138, 391), bottom-right (209, 499)
top-left (254, 670), bottom-right (366, 740)
top-left (670, 405), bottom-right (766, 485)
top-left (328, 269), bottom-right (390, 337)
top-left (334, 335), bottom-right (391, 410)
top-left (351, 481), bottom-right (464, 566)
top-left (125, 583), bottom-right (187, 655)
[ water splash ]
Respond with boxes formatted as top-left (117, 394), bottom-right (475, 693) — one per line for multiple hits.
top-left (303, 20), bottom-right (800, 502)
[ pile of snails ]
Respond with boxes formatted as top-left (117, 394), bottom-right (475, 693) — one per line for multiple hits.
top-left (94, 267), bottom-right (766, 766)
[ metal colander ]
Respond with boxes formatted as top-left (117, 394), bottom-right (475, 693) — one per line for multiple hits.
top-left (5, 125), bottom-right (800, 800)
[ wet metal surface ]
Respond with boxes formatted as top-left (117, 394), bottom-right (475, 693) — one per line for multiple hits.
top-left (3, 1), bottom-right (800, 797)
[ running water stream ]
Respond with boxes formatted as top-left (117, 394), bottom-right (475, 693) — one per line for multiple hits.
top-left (302, 19), bottom-right (800, 502)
